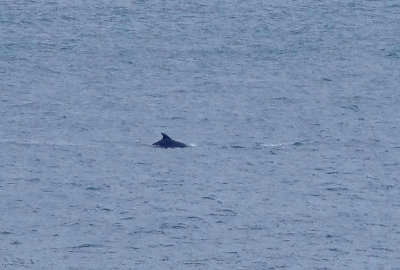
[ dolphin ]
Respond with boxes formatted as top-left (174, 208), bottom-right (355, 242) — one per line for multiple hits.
top-left (152, 133), bottom-right (188, 148)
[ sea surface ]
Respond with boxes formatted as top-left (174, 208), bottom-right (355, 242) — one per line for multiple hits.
top-left (1, 1), bottom-right (400, 269)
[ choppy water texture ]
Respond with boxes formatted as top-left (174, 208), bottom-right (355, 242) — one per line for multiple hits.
top-left (1, 1), bottom-right (400, 269)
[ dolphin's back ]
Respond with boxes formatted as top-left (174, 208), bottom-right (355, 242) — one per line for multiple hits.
top-left (153, 133), bottom-right (187, 148)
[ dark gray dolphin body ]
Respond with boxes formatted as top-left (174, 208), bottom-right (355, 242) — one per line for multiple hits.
top-left (153, 133), bottom-right (188, 148)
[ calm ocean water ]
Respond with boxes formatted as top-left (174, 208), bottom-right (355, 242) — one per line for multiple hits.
top-left (1, 1), bottom-right (400, 269)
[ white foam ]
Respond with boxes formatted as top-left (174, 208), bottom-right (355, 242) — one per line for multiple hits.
top-left (0, 139), bottom-right (81, 148)
top-left (260, 142), bottom-right (291, 147)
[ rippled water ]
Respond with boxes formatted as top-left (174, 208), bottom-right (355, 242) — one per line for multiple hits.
top-left (1, 1), bottom-right (400, 269)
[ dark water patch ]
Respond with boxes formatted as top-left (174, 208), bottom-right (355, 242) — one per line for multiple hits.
top-left (98, 206), bottom-right (112, 212)
top-left (183, 261), bottom-right (207, 266)
top-left (224, 251), bottom-right (239, 254)
top-left (202, 195), bottom-right (216, 200)
top-left (383, 162), bottom-right (399, 166)
top-left (365, 223), bottom-right (388, 228)
top-left (325, 187), bottom-right (349, 192)
top-left (371, 246), bottom-right (394, 252)
top-left (237, 225), bottom-right (266, 231)
top-left (341, 105), bottom-right (359, 112)
top-left (383, 185), bottom-right (395, 191)
top-left (25, 177), bottom-right (40, 183)
top-left (160, 223), bottom-right (188, 230)
top-left (85, 186), bottom-right (101, 191)
top-left (161, 244), bottom-right (175, 248)
top-left (187, 216), bottom-right (202, 220)
top-left (213, 209), bottom-right (237, 216)
top-left (386, 51), bottom-right (399, 58)
top-left (326, 171), bottom-right (339, 175)
top-left (129, 227), bottom-right (164, 235)
top-left (169, 116), bottom-right (185, 120)
top-left (231, 145), bottom-right (245, 149)
top-left (304, 193), bottom-right (326, 199)
top-left (73, 243), bottom-right (104, 249)
top-left (347, 194), bottom-right (365, 201)
top-left (126, 245), bottom-right (140, 250)
top-left (1, 231), bottom-right (13, 235)
top-left (324, 234), bottom-right (353, 244)
top-left (272, 96), bottom-right (298, 103)
top-left (120, 216), bottom-right (135, 221)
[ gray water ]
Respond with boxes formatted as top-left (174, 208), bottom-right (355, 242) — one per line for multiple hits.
top-left (1, 1), bottom-right (400, 269)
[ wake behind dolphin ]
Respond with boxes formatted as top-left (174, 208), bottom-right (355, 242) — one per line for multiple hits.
top-left (152, 133), bottom-right (188, 148)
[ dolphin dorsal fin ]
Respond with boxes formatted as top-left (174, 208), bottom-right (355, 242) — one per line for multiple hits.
top-left (161, 133), bottom-right (171, 140)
